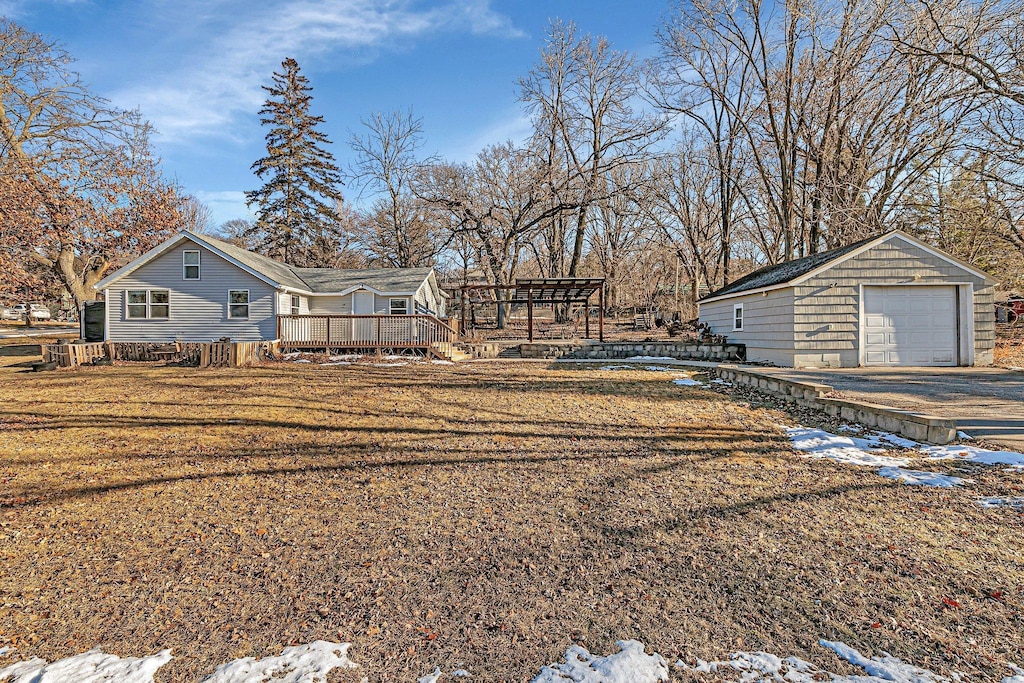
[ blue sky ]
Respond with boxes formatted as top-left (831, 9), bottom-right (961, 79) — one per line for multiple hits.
top-left (3, 0), bottom-right (670, 226)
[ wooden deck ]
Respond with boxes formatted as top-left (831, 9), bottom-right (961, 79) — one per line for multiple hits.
top-left (277, 314), bottom-right (459, 355)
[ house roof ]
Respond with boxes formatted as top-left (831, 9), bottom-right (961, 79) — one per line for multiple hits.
top-left (699, 230), bottom-right (996, 304)
top-left (293, 267), bottom-right (435, 294)
top-left (94, 230), bottom-right (436, 296)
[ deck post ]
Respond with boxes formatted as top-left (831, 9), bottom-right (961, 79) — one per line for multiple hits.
top-left (277, 315), bottom-right (282, 341)
top-left (326, 315), bottom-right (331, 347)
top-left (377, 316), bottom-right (382, 346)
top-left (585, 299), bottom-right (590, 338)
top-left (599, 285), bottom-right (604, 342)
top-left (528, 290), bottom-right (534, 342)
top-left (461, 289), bottom-right (468, 335)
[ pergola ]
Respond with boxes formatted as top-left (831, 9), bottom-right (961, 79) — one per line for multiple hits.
top-left (455, 277), bottom-right (606, 341)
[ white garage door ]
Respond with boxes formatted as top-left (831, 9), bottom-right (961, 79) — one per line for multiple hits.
top-left (862, 285), bottom-right (958, 366)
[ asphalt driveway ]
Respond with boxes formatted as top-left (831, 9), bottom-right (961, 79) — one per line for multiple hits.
top-left (758, 366), bottom-right (1024, 451)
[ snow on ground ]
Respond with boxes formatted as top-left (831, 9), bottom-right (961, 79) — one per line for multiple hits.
top-left (785, 427), bottom-right (911, 467)
top-left (623, 355), bottom-right (676, 361)
top-left (978, 497), bottom-right (1024, 509)
top-left (0, 648), bottom-right (172, 683)
top-left (418, 667), bottom-right (443, 683)
top-left (673, 378), bottom-right (704, 386)
top-left (599, 365), bottom-right (636, 371)
top-left (202, 641), bottom-right (357, 683)
top-left (920, 444), bottom-right (1024, 468)
top-left (786, 425), bottom-right (1024, 490)
top-left (877, 467), bottom-right (971, 488)
top-left (681, 639), bottom-right (963, 683)
top-left (532, 640), bottom-right (668, 683)
top-left (643, 365), bottom-right (678, 372)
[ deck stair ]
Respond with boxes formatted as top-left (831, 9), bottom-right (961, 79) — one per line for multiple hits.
top-left (430, 341), bottom-right (473, 362)
top-left (497, 346), bottom-right (523, 359)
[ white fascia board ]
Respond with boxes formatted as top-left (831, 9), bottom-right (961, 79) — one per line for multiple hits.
top-left (699, 283), bottom-right (793, 304)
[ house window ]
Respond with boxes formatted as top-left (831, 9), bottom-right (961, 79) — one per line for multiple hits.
top-left (732, 303), bottom-right (744, 331)
top-left (183, 250), bottom-right (200, 280)
top-left (390, 298), bottom-right (408, 315)
top-left (290, 294), bottom-right (300, 315)
top-left (228, 290), bottom-right (250, 319)
top-left (126, 290), bottom-right (169, 319)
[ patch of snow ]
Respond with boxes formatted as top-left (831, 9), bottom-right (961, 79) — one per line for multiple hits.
top-left (920, 444), bottom-right (1024, 468)
top-left (624, 355), bottom-right (675, 361)
top-left (203, 641), bottom-right (357, 683)
top-left (599, 365), bottom-right (635, 371)
top-left (786, 427), bottom-right (910, 467)
top-left (281, 352), bottom-right (303, 359)
top-left (0, 646), bottom-right (8, 657)
top-left (977, 497), bottom-right (1024, 509)
top-left (868, 432), bottom-right (920, 449)
top-left (838, 425), bottom-right (862, 433)
top-left (453, 670), bottom-right (471, 677)
top-left (372, 362), bottom-right (409, 367)
top-left (532, 640), bottom-right (668, 683)
top-left (710, 378), bottom-right (733, 386)
top-left (329, 354), bottom-right (362, 361)
top-left (319, 361), bottom-right (351, 366)
top-left (418, 666), bottom-right (443, 683)
top-left (644, 365), bottom-right (677, 372)
top-left (673, 378), bottom-right (703, 387)
top-left (0, 648), bottom-right (172, 683)
top-left (877, 467), bottom-right (970, 488)
top-left (430, 359), bottom-right (455, 365)
top-left (956, 431), bottom-right (974, 440)
top-left (293, 359), bottom-right (312, 364)
top-left (681, 639), bottom-right (959, 683)
top-left (1003, 664), bottom-right (1024, 683)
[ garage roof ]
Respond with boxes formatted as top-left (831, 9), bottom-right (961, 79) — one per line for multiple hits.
top-left (699, 230), bottom-right (996, 304)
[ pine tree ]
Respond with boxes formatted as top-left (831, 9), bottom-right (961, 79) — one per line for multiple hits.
top-left (245, 58), bottom-right (344, 266)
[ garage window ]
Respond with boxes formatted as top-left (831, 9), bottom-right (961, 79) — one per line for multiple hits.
top-left (732, 303), bottom-right (744, 331)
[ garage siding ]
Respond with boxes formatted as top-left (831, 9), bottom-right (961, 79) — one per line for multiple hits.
top-left (106, 242), bottom-right (279, 342)
top-left (699, 289), bottom-right (796, 364)
top-left (796, 236), bottom-right (995, 365)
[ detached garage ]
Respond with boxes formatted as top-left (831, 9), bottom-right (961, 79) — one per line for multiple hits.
top-left (698, 230), bottom-right (997, 368)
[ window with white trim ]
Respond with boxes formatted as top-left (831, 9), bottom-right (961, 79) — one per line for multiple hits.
top-left (290, 294), bottom-right (300, 315)
top-left (126, 290), bottom-right (169, 319)
top-left (183, 250), bottom-right (200, 280)
top-left (228, 290), bottom-right (250, 319)
top-left (732, 303), bottom-right (744, 331)
top-left (390, 298), bottom-right (408, 315)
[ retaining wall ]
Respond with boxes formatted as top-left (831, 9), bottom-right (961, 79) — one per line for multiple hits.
top-left (714, 364), bottom-right (957, 444)
top-left (519, 340), bottom-right (745, 362)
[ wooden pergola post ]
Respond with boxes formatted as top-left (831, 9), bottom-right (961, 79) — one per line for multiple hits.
top-left (585, 298), bottom-right (590, 338)
top-left (461, 288), bottom-right (468, 334)
top-left (599, 285), bottom-right (605, 342)
top-left (527, 290), bottom-right (534, 342)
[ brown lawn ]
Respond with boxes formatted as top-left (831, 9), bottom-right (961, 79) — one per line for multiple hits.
top-left (0, 356), bottom-right (1022, 681)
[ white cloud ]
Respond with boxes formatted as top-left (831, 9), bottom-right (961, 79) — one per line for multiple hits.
top-left (111, 0), bottom-right (522, 144)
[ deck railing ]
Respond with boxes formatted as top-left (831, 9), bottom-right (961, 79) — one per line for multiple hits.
top-left (277, 314), bottom-right (458, 348)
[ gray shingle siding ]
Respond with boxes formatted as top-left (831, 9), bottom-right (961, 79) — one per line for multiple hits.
top-left (106, 242), bottom-right (278, 342)
top-left (700, 289), bottom-right (796, 362)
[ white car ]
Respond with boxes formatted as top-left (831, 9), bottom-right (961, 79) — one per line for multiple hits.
top-left (10, 304), bottom-right (51, 320)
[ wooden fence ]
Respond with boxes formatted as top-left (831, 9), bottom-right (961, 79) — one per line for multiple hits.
top-left (42, 340), bottom-right (272, 369)
top-left (42, 342), bottom-right (108, 368)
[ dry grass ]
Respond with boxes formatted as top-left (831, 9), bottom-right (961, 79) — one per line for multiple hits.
top-left (0, 358), bottom-right (1022, 682)
top-left (995, 323), bottom-right (1024, 368)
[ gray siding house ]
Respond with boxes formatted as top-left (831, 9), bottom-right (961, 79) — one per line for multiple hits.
top-left (698, 231), bottom-right (997, 368)
top-left (94, 231), bottom-right (448, 344)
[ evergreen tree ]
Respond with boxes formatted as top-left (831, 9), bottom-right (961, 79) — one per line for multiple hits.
top-left (245, 58), bottom-right (344, 266)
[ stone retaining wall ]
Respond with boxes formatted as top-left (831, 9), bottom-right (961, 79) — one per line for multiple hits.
top-left (714, 364), bottom-right (957, 444)
top-left (519, 341), bottom-right (745, 362)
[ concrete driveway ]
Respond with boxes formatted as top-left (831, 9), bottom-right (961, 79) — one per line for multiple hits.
top-left (758, 366), bottom-right (1024, 450)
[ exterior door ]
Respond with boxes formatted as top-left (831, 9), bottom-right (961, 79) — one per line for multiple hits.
top-left (352, 291), bottom-right (376, 342)
top-left (862, 285), bottom-right (958, 366)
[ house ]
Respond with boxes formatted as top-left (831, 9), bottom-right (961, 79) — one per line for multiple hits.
top-left (93, 231), bottom-right (453, 352)
top-left (697, 230), bottom-right (997, 368)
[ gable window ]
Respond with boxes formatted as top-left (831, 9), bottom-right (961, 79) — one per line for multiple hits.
top-left (228, 290), bottom-right (250, 319)
top-left (290, 294), bottom-right (300, 315)
top-left (126, 290), bottom-right (169, 319)
top-left (732, 303), bottom-right (744, 331)
top-left (390, 298), bottom-right (408, 315)
top-left (183, 250), bottom-right (200, 280)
